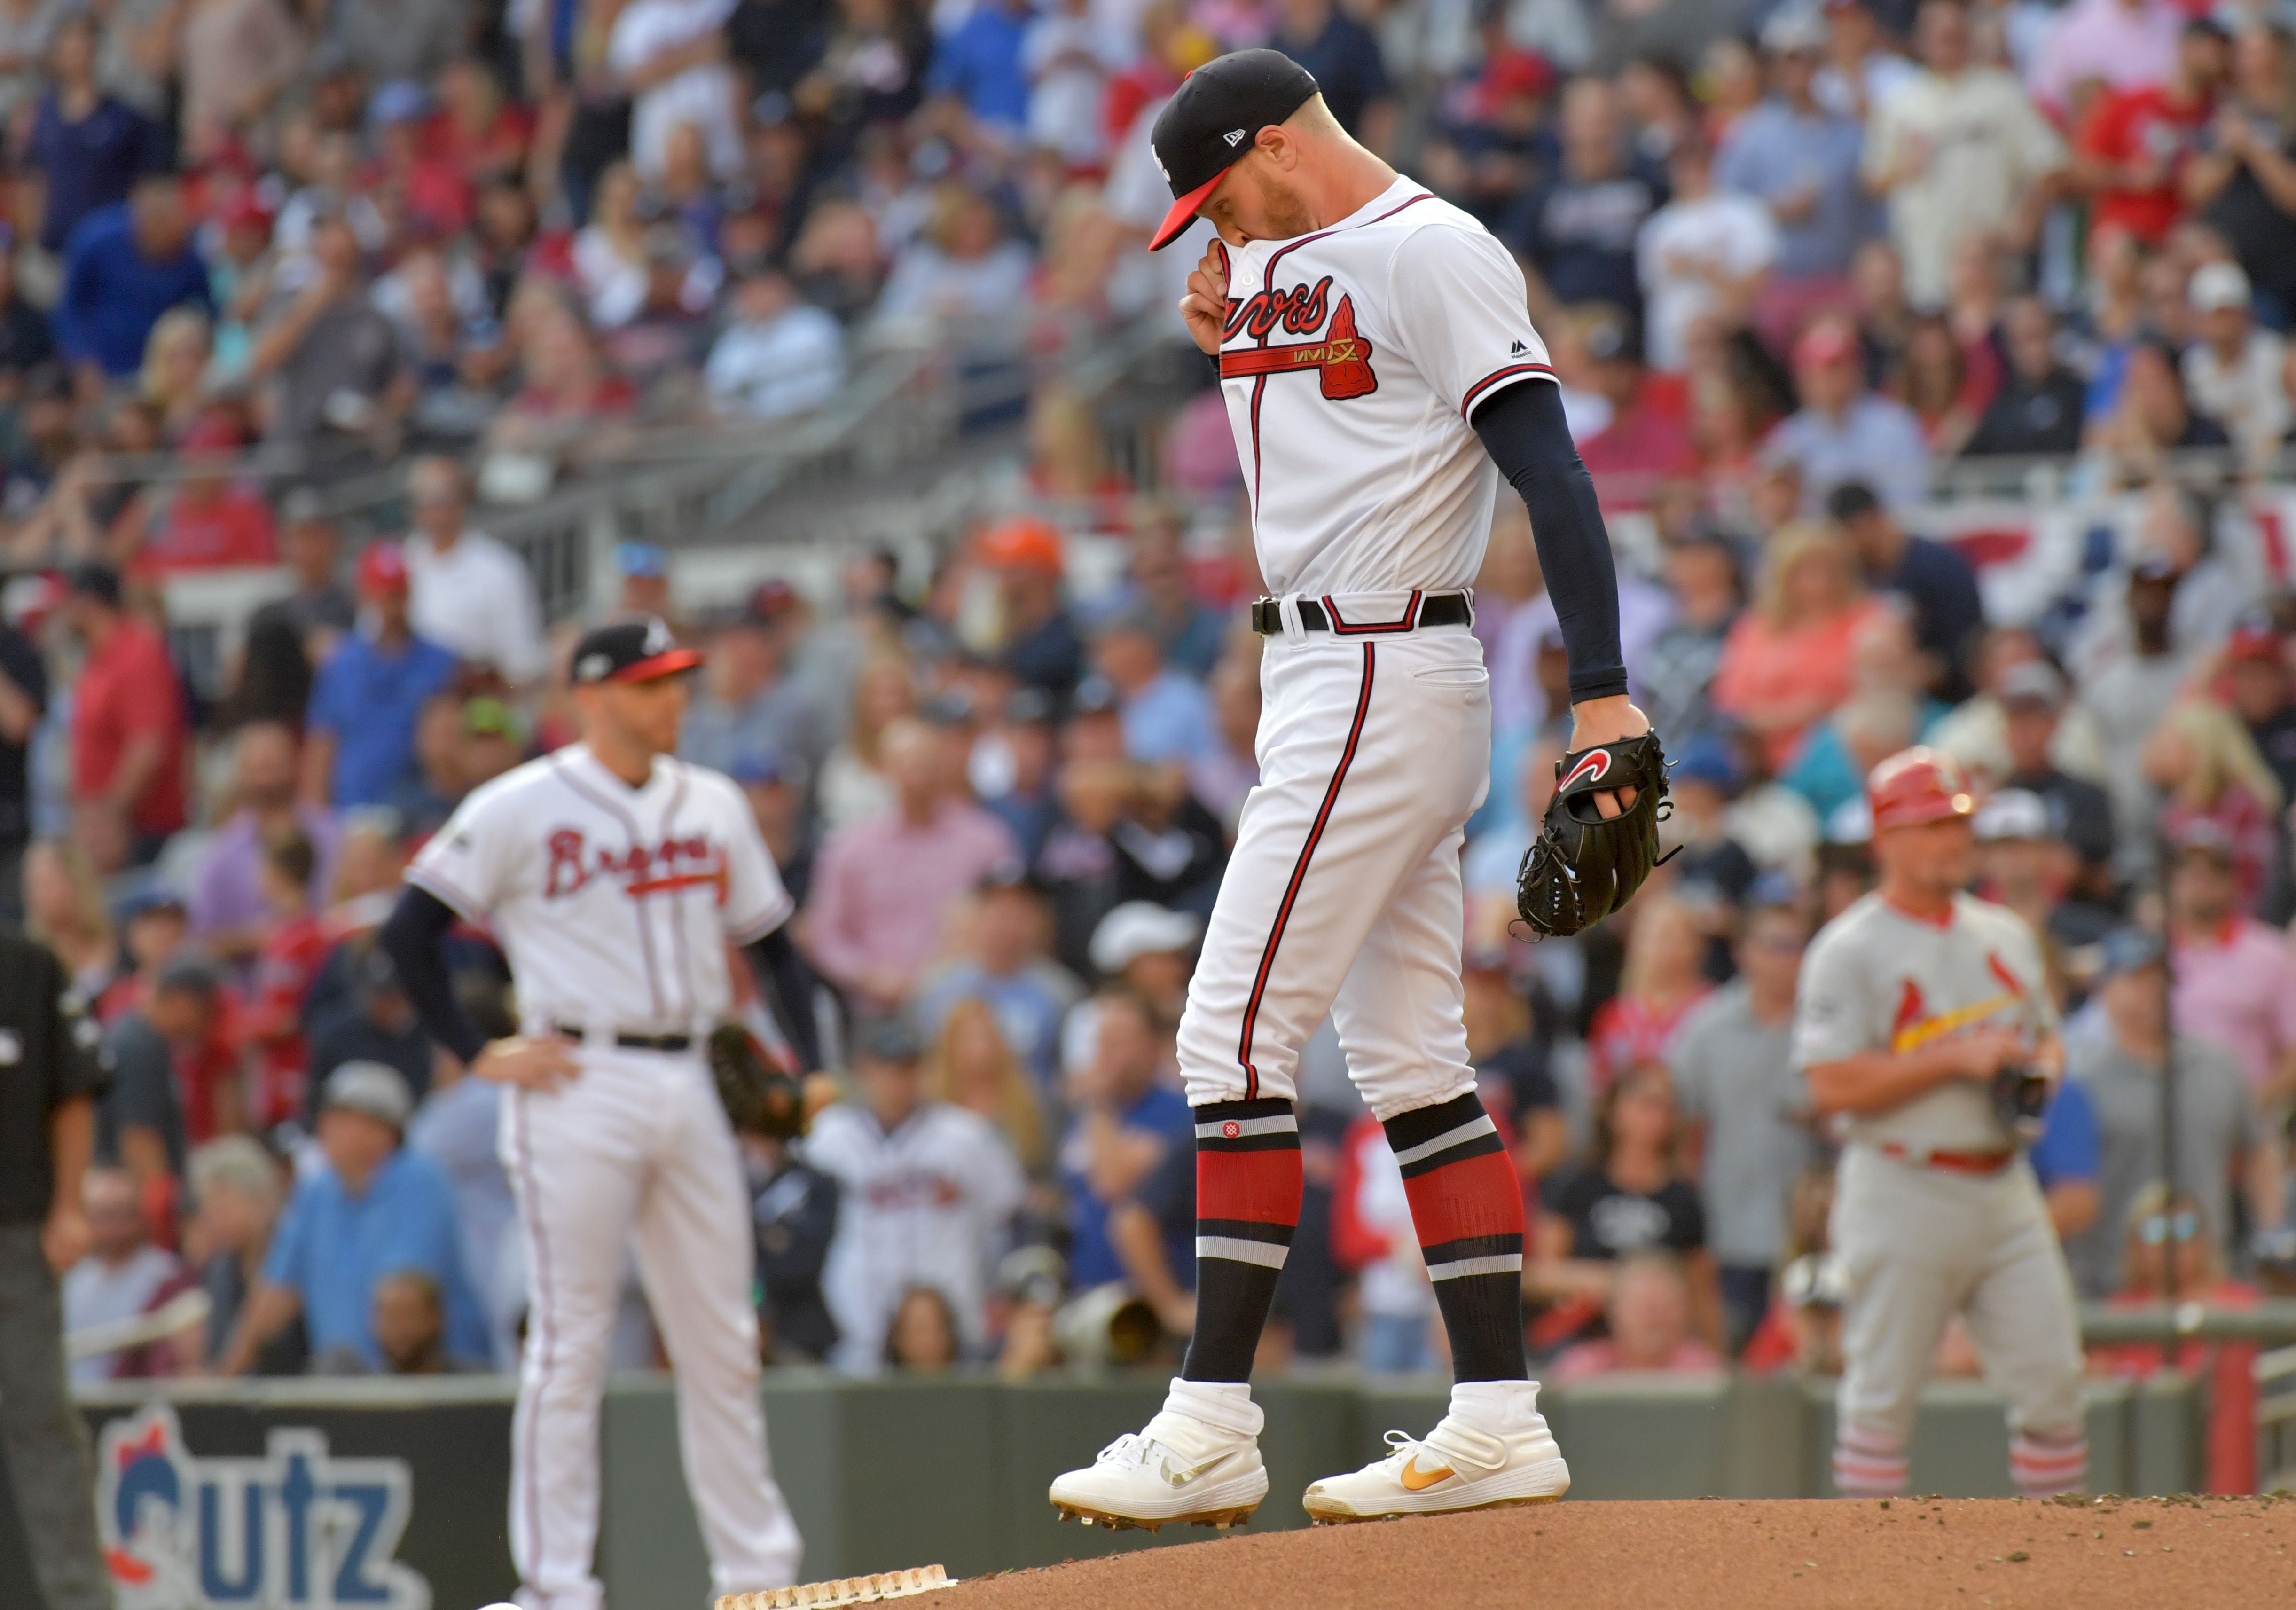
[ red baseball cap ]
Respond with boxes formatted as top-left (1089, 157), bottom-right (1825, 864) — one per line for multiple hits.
top-left (2227, 613), bottom-right (2283, 663)
top-left (1867, 746), bottom-right (1975, 832)
top-left (977, 518), bottom-right (1065, 576)
top-left (356, 542), bottom-right (410, 596)
top-left (1793, 319), bottom-right (1859, 370)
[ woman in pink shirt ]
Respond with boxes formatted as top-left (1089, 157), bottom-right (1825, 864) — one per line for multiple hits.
top-left (1587, 895), bottom-right (1712, 1094)
top-left (1712, 521), bottom-right (1882, 771)
top-left (2147, 699), bottom-right (2283, 914)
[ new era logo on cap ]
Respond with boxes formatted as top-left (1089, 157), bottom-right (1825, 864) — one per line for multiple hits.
top-left (1146, 49), bottom-right (1321, 251)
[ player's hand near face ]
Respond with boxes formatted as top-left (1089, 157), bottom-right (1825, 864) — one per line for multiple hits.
top-left (1179, 240), bottom-right (1228, 357)
top-left (1567, 695), bottom-right (1651, 820)
top-left (473, 1035), bottom-right (581, 1092)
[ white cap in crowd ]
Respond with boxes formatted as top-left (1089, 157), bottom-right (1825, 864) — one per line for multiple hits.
top-left (1089, 903), bottom-right (1204, 975)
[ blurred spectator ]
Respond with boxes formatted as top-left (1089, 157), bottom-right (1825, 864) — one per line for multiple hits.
top-left (186, 1136), bottom-right (304, 1375)
top-left (1639, 534), bottom-right (1740, 746)
top-left (977, 518), bottom-right (1084, 694)
top-left (242, 830), bottom-right (327, 1127)
top-left (1636, 136), bottom-right (1775, 374)
top-left (2075, 561), bottom-right (2188, 860)
top-left (234, 492), bottom-right (355, 727)
top-left (2186, 23), bottom-right (2296, 328)
top-left (740, 1103), bottom-right (840, 1366)
top-left (219, 1062), bottom-right (484, 1373)
top-left (682, 582), bottom-right (826, 775)
top-left (1662, 742), bottom-right (1760, 915)
top-left (1587, 896), bottom-right (1710, 1092)
top-left (1717, 8), bottom-right (1871, 338)
top-left (925, 0), bottom-right (1031, 141)
top-left (136, 416), bottom-right (279, 575)
top-left (978, 687), bottom-right (1063, 861)
top-left (1507, 77), bottom-right (1664, 330)
top-left (706, 269), bottom-right (846, 420)
top-left (407, 1059), bottom-right (516, 1367)
top-left (61, 1165), bottom-right (190, 1381)
top-left (1864, 0), bottom-right (2064, 310)
top-left (177, 0), bottom-right (303, 163)
top-left (2028, 0), bottom-right (2181, 121)
top-left (96, 951), bottom-right (228, 1182)
top-left (2073, 18), bottom-right (2227, 248)
top-left (921, 995), bottom-right (1049, 1175)
top-left (1827, 479), bottom-right (1983, 698)
top-left (1973, 788), bottom-right (2112, 952)
top-left (918, 866), bottom-right (1080, 1096)
top-left (55, 171), bottom-right (210, 381)
top-left (2182, 262), bottom-right (2288, 465)
top-left (190, 722), bottom-right (338, 960)
top-left (306, 946), bottom-right (435, 1115)
top-left (2089, 1182), bottom-right (2260, 1494)
top-left (818, 653), bottom-right (914, 832)
top-left (808, 716), bottom-right (1019, 1009)
top-left (1669, 897), bottom-right (1817, 1351)
top-left (1272, 0), bottom-right (1392, 149)
top-left (2093, 335), bottom-right (2231, 460)
top-left (303, 541), bottom-right (459, 808)
top-left (0, 240), bottom-right (55, 383)
top-left (1096, 607), bottom-right (1213, 764)
top-left (884, 1284), bottom-right (961, 1372)
top-left (21, 839), bottom-right (119, 1000)
top-left (1088, 900), bottom-right (1200, 1022)
top-left (372, 1269), bottom-right (461, 1374)
top-left (2167, 821), bottom-right (2296, 1104)
top-left (610, 0), bottom-right (744, 184)
top-left (402, 456), bottom-right (547, 686)
top-left (1712, 521), bottom-right (1883, 771)
top-left (1058, 984), bottom-right (1190, 1293)
top-left (1965, 295), bottom-right (2088, 456)
top-left (2225, 616), bottom-right (2296, 805)
top-left (730, 751), bottom-right (817, 904)
top-left (809, 1014), bottom-right (1027, 1372)
top-left (1333, 1107), bottom-right (1440, 1373)
top-left (1549, 1251), bottom-right (1727, 1380)
top-left (2066, 928), bottom-right (2278, 1299)
top-left (1023, 0), bottom-right (1121, 170)
top-left (2145, 704), bottom-right (2280, 913)
top-left (64, 564), bottom-right (187, 870)
top-left (1765, 317), bottom-right (1930, 510)
top-left (30, 14), bottom-right (164, 256)
top-left (875, 187), bottom-right (1034, 332)
top-left (1532, 1062), bottom-right (1723, 1351)
top-left (0, 601), bottom-right (45, 919)
top-left (248, 211), bottom-right (402, 451)
top-left (2030, 1072), bottom-right (2103, 1243)
top-left (1461, 950), bottom-right (1566, 1183)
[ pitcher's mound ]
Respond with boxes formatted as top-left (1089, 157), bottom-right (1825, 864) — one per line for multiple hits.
top-left (943, 1494), bottom-right (2296, 1610)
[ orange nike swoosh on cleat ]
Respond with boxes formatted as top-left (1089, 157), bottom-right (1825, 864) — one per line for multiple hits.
top-left (1398, 1457), bottom-right (1453, 1491)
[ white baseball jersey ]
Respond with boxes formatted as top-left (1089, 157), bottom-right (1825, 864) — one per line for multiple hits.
top-left (806, 1100), bottom-right (1027, 1371)
top-left (1215, 176), bottom-right (1556, 597)
top-left (408, 744), bottom-right (792, 1031)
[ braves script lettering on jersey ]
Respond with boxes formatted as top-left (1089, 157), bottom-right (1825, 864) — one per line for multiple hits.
top-left (1215, 179), bottom-right (1554, 597)
top-left (1791, 890), bottom-right (2085, 1500)
top-left (409, 745), bottom-right (803, 1606)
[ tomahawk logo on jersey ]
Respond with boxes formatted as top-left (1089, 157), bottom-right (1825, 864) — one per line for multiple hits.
top-left (1213, 180), bottom-right (1557, 599)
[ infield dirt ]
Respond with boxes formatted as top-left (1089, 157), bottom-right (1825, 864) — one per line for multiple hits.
top-left (939, 1493), bottom-right (2296, 1609)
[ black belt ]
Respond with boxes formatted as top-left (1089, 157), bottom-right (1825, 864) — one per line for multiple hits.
top-left (1249, 591), bottom-right (1473, 636)
top-left (554, 1027), bottom-right (694, 1052)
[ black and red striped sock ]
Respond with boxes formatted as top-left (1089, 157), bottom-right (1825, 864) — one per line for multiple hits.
top-left (1384, 1092), bottom-right (1528, 1382)
top-left (1179, 1097), bottom-right (1301, 1383)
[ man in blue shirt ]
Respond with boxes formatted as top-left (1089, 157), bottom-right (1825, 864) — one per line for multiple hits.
top-left (2030, 1074), bottom-right (2101, 1249)
top-left (1714, 11), bottom-right (1876, 296)
top-left (1094, 610), bottom-right (1214, 765)
top-left (53, 172), bottom-right (210, 380)
top-left (1504, 76), bottom-right (1666, 333)
top-left (1827, 479), bottom-right (1984, 698)
top-left (30, 15), bottom-right (164, 254)
top-left (304, 541), bottom-right (460, 808)
top-left (1060, 985), bottom-right (1193, 1289)
top-left (217, 1061), bottom-right (487, 1371)
top-left (925, 0), bottom-right (1034, 136)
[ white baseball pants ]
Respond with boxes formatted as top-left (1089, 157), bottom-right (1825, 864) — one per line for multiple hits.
top-left (499, 1046), bottom-right (802, 1608)
top-left (1176, 604), bottom-right (1491, 1120)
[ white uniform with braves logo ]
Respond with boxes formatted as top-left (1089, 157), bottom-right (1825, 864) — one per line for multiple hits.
top-left (1176, 177), bottom-right (1555, 1119)
top-left (409, 744), bottom-right (803, 1607)
top-left (1792, 891), bottom-right (2087, 1497)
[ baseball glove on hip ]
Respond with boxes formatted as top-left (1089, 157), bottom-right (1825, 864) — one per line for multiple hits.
top-left (1514, 732), bottom-right (1675, 940)
top-left (707, 1022), bottom-right (805, 1139)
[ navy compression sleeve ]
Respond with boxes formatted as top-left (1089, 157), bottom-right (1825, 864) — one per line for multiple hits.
top-left (1470, 378), bottom-right (1629, 704)
top-left (739, 927), bottom-right (823, 1074)
top-left (378, 885), bottom-right (491, 1066)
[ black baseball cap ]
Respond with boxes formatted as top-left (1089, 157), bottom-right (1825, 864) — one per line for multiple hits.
top-left (570, 616), bottom-right (705, 685)
top-left (1147, 49), bottom-right (1320, 251)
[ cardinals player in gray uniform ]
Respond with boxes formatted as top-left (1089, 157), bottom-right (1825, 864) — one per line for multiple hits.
top-left (1050, 50), bottom-right (1649, 1529)
top-left (379, 618), bottom-right (824, 1607)
top-left (1794, 747), bottom-right (2087, 1499)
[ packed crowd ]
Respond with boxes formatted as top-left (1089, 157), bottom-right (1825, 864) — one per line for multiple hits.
top-left (19, 0), bottom-right (2296, 1497)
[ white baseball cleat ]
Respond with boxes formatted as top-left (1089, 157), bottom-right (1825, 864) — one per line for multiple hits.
top-left (1302, 1409), bottom-right (1569, 1524)
top-left (1047, 1406), bottom-right (1269, 1532)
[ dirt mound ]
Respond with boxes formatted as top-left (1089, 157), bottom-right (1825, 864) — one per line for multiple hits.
top-left (940, 1495), bottom-right (2296, 1610)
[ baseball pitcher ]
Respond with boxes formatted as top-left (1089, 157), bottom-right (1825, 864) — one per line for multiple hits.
top-left (378, 618), bottom-right (824, 1607)
top-left (1051, 50), bottom-right (1669, 1531)
top-left (1794, 747), bottom-right (2087, 1499)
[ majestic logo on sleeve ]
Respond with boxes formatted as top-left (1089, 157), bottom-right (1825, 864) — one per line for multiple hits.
top-left (1219, 275), bottom-right (1378, 400)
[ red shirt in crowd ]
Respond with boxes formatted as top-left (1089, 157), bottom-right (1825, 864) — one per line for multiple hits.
top-left (2078, 85), bottom-right (2213, 243)
top-left (71, 614), bottom-right (188, 837)
top-left (1586, 987), bottom-right (1712, 1092)
top-left (133, 485), bottom-right (279, 577)
top-left (247, 913), bottom-right (333, 1126)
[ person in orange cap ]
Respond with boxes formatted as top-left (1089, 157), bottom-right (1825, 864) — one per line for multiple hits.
top-left (975, 518), bottom-right (1082, 693)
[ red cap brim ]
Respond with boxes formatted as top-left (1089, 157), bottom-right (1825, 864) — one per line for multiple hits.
top-left (607, 647), bottom-right (706, 683)
top-left (1148, 170), bottom-right (1227, 252)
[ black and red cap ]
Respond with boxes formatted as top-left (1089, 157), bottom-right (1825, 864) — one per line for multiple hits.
top-left (1147, 49), bottom-right (1320, 251)
top-left (571, 616), bottom-right (704, 685)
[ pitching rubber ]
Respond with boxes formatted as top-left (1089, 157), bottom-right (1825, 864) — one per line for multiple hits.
top-left (715, 1563), bottom-right (955, 1608)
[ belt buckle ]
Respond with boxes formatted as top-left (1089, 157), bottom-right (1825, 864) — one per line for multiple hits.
top-left (1250, 597), bottom-right (1278, 635)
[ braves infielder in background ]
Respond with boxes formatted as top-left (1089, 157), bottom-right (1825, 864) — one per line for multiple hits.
top-left (1795, 747), bottom-right (2087, 1500)
top-left (379, 618), bottom-right (822, 1607)
top-left (1052, 50), bottom-right (1647, 1529)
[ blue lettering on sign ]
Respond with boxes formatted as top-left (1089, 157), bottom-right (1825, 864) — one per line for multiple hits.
top-left (95, 1405), bottom-right (431, 1610)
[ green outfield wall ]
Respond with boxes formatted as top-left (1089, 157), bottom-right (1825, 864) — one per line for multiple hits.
top-left (1, 1371), bottom-right (2207, 1607)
